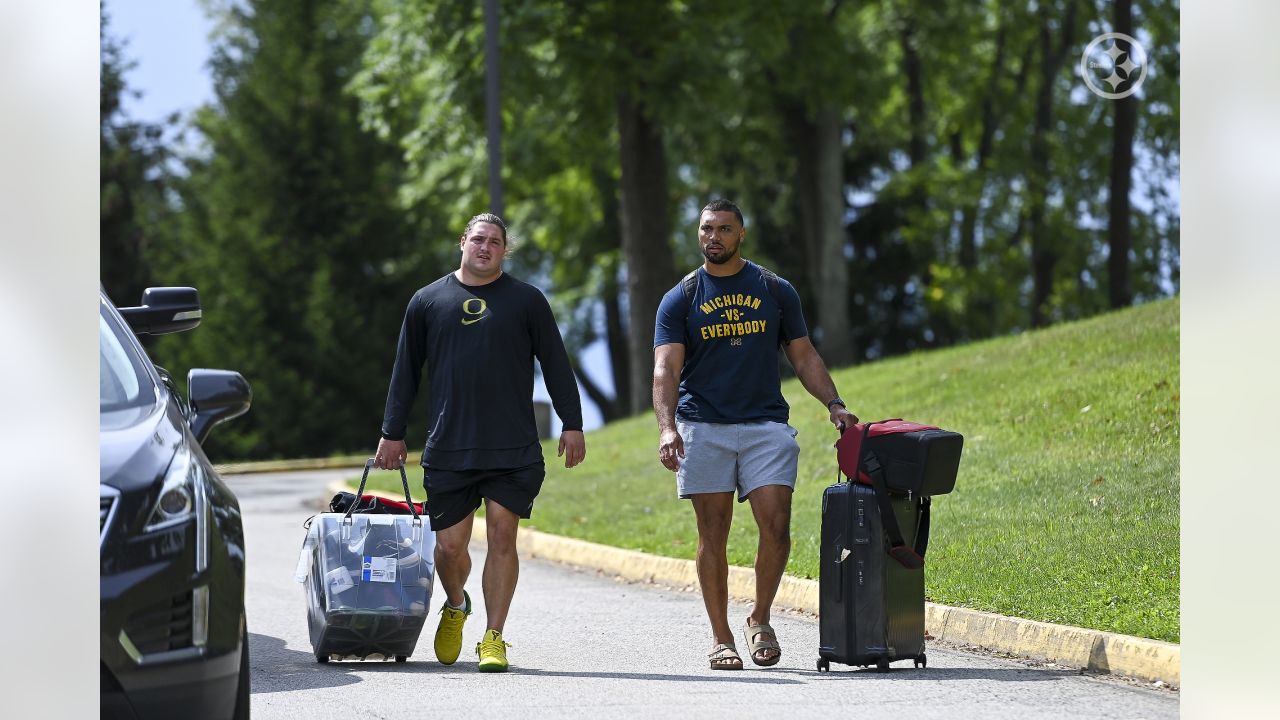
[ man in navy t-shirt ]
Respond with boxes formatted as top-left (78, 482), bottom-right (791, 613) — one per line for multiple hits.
top-left (653, 199), bottom-right (858, 671)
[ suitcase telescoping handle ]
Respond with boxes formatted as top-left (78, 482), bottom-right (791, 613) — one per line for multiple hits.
top-left (342, 458), bottom-right (422, 526)
top-left (837, 420), bottom-right (928, 570)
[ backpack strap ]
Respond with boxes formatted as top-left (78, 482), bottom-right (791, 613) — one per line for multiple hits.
top-left (868, 458), bottom-right (924, 569)
top-left (755, 263), bottom-right (787, 347)
top-left (757, 264), bottom-right (782, 300)
top-left (680, 269), bottom-right (699, 305)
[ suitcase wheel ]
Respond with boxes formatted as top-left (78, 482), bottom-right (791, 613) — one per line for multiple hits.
top-left (876, 659), bottom-right (890, 673)
top-left (395, 655), bottom-right (408, 663)
top-left (817, 658), bottom-right (829, 673)
top-left (914, 654), bottom-right (927, 669)
top-left (316, 654), bottom-right (330, 664)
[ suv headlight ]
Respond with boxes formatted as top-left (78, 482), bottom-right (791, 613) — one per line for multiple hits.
top-left (145, 452), bottom-right (195, 530)
top-left (143, 450), bottom-right (210, 573)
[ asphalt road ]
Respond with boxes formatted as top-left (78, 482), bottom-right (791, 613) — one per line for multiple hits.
top-left (225, 469), bottom-right (1178, 720)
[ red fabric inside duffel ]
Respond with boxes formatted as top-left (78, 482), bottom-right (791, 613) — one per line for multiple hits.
top-left (329, 491), bottom-right (425, 516)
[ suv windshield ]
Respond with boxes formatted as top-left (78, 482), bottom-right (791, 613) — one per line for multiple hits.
top-left (100, 299), bottom-right (157, 412)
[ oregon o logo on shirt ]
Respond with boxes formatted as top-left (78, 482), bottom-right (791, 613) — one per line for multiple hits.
top-left (461, 298), bottom-right (488, 325)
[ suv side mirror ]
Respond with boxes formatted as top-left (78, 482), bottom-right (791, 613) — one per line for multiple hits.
top-left (119, 287), bottom-right (202, 335)
top-left (188, 369), bottom-right (251, 443)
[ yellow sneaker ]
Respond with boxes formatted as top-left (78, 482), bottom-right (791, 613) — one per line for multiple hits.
top-left (476, 629), bottom-right (511, 672)
top-left (433, 590), bottom-right (471, 665)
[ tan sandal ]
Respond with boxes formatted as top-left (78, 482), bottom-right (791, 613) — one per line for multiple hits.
top-left (708, 643), bottom-right (743, 670)
top-left (743, 620), bottom-right (781, 667)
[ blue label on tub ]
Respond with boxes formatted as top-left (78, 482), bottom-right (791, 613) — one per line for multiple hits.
top-left (361, 555), bottom-right (396, 583)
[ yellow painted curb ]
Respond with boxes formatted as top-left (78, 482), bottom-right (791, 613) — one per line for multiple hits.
top-left (924, 604), bottom-right (1179, 686)
top-left (321, 483), bottom-right (1179, 686)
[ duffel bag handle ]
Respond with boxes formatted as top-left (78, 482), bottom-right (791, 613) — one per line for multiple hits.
top-left (833, 419), bottom-right (901, 485)
top-left (342, 458), bottom-right (422, 526)
top-left (834, 421), bottom-right (882, 494)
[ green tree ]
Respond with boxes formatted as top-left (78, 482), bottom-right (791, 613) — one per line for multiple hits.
top-left (354, 0), bottom-right (736, 417)
top-left (100, 4), bottom-right (172, 305)
top-left (151, 0), bottom-right (433, 460)
top-left (348, 0), bottom-right (1181, 425)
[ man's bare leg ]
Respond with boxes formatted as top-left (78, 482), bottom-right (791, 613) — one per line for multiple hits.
top-left (481, 499), bottom-right (521, 633)
top-left (434, 512), bottom-right (476, 607)
top-left (691, 492), bottom-right (738, 665)
top-left (745, 484), bottom-right (792, 664)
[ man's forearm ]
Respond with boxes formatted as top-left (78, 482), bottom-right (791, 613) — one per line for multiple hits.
top-left (794, 353), bottom-right (840, 406)
top-left (541, 351), bottom-right (584, 431)
top-left (382, 299), bottom-right (425, 440)
top-left (533, 309), bottom-right (585, 431)
top-left (381, 361), bottom-right (417, 440)
top-left (653, 366), bottom-right (680, 434)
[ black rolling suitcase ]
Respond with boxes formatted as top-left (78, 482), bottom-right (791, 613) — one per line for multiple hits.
top-left (295, 460), bottom-right (436, 663)
top-left (817, 420), bottom-right (962, 673)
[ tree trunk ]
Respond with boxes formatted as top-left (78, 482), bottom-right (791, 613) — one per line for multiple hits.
top-left (593, 165), bottom-right (631, 419)
top-left (810, 109), bottom-right (853, 366)
top-left (1108, 0), bottom-right (1136, 309)
top-left (1028, 0), bottom-right (1077, 328)
top-left (1027, 22), bottom-right (1055, 328)
top-left (603, 290), bottom-right (629, 415)
top-left (616, 88), bottom-right (675, 413)
top-left (966, 35), bottom-right (1034, 282)
top-left (901, 14), bottom-right (956, 347)
top-left (572, 361), bottom-right (615, 423)
top-left (771, 7), bottom-right (855, 368)
top-left (901, 19), bottom-right (927, 168)
top-left (958, 21), bottom-right (1011, 271)
top-left (789, 104), bottom-right (854, 367)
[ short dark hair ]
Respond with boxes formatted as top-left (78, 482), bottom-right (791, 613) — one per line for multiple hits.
top-left (463, 212), bottom-right (508, 245)
top-left (701, 199), bottom-right (744, 226)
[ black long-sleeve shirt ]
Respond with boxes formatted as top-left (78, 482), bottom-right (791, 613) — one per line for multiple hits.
top-left (381, 272), bottom-right (583, 470)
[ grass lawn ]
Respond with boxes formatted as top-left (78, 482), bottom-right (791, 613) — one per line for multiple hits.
top-left (365, 298), bottom-right (1179, 642)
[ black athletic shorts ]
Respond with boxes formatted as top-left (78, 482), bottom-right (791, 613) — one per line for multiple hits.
top-left (422, 462), bottom-right (545, 531)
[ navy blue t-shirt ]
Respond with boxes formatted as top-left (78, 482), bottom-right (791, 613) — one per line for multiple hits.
top-left (653, 261), bottom-right (808, 424)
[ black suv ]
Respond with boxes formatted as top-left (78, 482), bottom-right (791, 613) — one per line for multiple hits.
top-left (100, 287), bottom-right (252, 720)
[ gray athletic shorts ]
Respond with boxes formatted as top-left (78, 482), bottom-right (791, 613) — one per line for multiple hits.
top-left (676, 420), bottom-right (801, 502)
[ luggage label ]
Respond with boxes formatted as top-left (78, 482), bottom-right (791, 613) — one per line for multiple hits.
top-left (362, 555), bottom-right (398, 583)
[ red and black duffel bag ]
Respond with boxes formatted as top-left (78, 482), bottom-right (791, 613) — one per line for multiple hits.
top-left (834, 419), bottom-right (963, 569)
top-left (835, 419), bottom-right (963, 497)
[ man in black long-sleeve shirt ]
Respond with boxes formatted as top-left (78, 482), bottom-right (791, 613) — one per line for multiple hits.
top-left (374, 212), bottom-right (586, 672)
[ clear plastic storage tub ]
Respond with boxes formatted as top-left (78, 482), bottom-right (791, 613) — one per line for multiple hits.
top-left (297, 512), bottom-right (436, 662)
